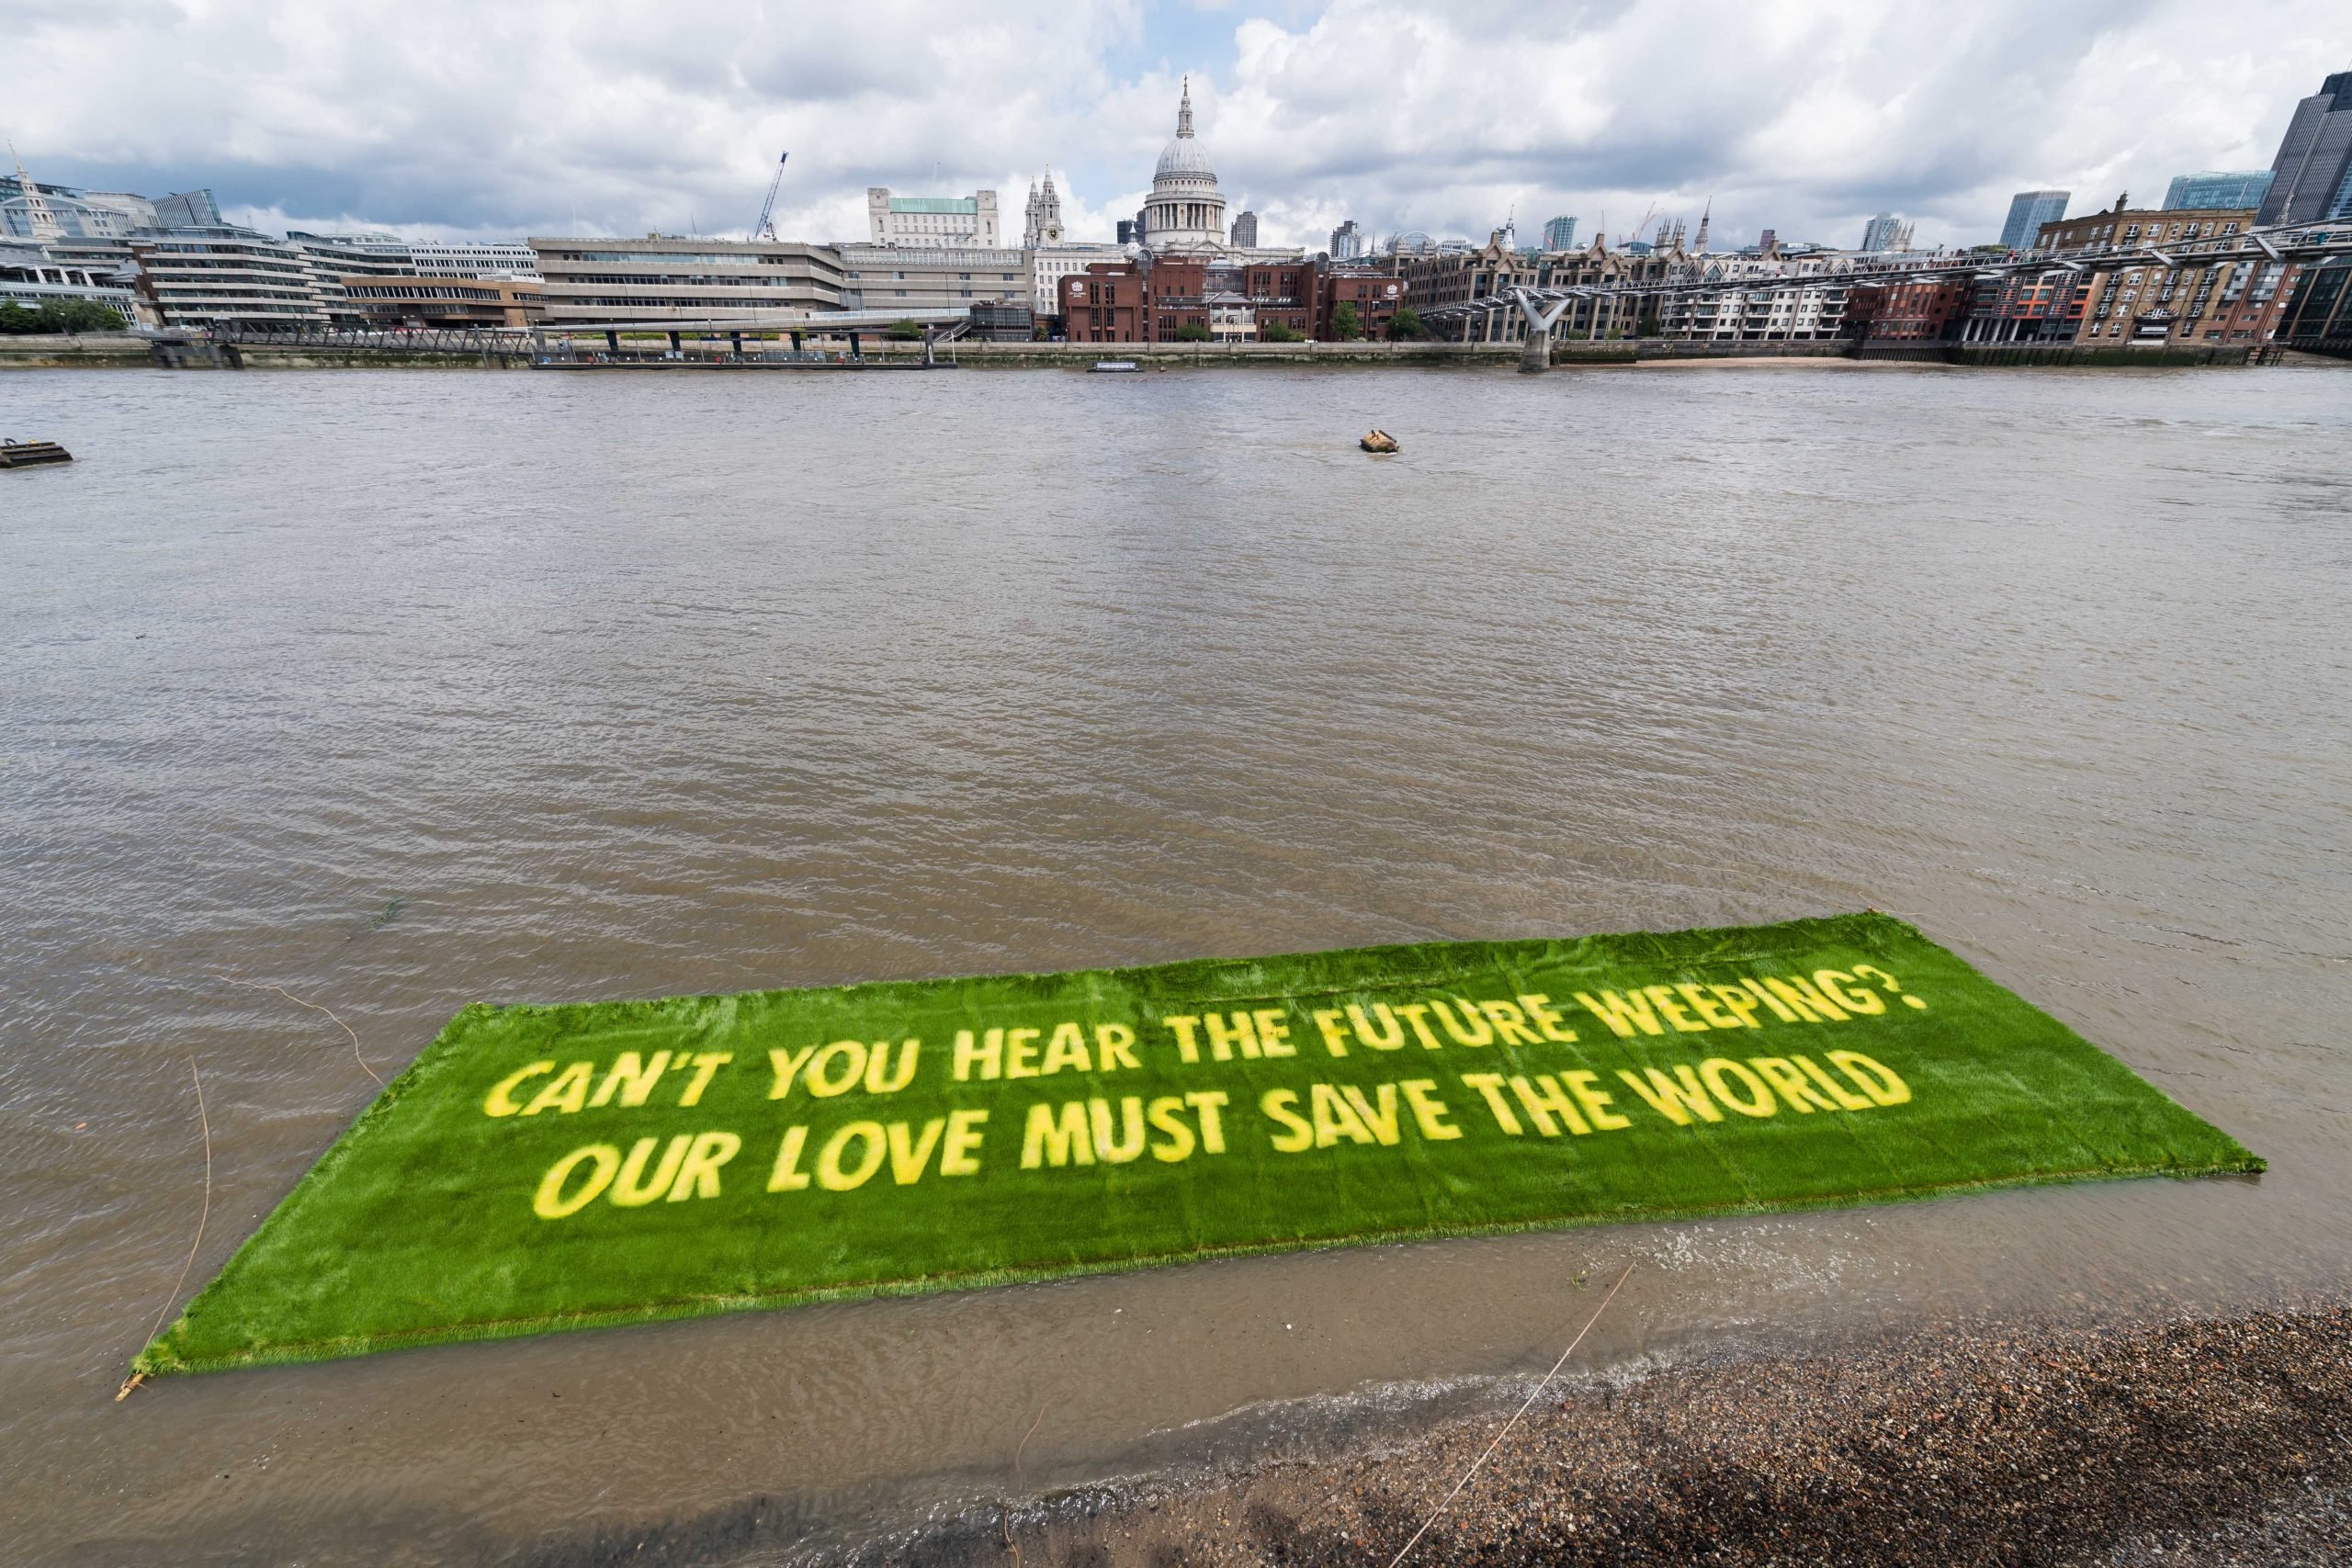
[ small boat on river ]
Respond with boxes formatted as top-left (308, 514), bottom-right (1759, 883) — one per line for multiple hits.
top-left (1089, 360), bottom-right (1139, 374)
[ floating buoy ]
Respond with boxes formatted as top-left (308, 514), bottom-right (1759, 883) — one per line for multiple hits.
top-left (1359, 429), bottom-right (1399, 454)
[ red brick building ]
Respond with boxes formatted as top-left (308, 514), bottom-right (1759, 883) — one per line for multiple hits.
top-left (1319, 266), bottom-right (1400, 339)
top-left (1060, 262), bottom-right (1143, 343)
top-left (1053, 253), bottom-right (1322, 344)
top-left (1137, 254), bottom-right (1214, 340)
top-left (1852, 276), bottom-right (1974, 341)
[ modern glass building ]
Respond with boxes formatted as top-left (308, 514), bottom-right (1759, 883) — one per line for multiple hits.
top-left (1859, 213), bottom-right (1914, 253)
top-left (1542, 215), bottom-right (1577, 250)
top-left (1998, 190), bottom-right (2069, 250)
top-left (2164, 171), bottom-right (2273, 211)
top-left (2259, 72), bottom-right (2352, 224)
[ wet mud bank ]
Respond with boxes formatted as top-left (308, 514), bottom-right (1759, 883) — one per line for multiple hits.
top-left (855, 1301), bottom-right (2351, 1567)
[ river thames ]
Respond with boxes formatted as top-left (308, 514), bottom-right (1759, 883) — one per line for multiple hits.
top-left (4, 362), bottom-right (2348, 1562)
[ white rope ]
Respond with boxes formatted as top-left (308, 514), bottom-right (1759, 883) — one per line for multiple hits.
top-left (1385, 1262), bottom-right (1634, 1567)
top-left (118, 1056), bottom-right (211, 1400)
top-left (224, 977), bottom-right (382, 1087)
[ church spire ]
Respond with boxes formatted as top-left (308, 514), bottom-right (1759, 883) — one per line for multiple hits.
top-left (9, 143), bottom-right (65, 241)
top-left (1693, 197), bottom-right (1711, 254)
top-left (1177, 76), bottom-right (1194, 138)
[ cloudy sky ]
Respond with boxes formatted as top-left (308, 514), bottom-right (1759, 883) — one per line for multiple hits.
top-left (6, 0), bottom-right (2346, 252)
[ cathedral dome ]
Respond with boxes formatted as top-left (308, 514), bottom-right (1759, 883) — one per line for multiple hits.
top-left (1155, 137), bottom-right (1216, 181)
top-left (1142, 77), bottom-right (1228, 251)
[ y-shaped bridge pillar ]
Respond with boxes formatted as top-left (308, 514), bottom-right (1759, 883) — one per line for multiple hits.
top-left (1514, 290), bottom-right (1574, 372)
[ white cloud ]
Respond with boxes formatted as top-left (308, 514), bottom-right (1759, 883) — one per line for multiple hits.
top-left (6, 0), bottom-right (2345, 250)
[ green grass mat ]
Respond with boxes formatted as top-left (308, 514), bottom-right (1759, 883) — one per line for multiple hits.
top-left (136, 913), bottom-right (2260, 1373)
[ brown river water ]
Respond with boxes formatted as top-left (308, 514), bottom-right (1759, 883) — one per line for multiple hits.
top-left (2, 361), bottom-right (2348, 1564)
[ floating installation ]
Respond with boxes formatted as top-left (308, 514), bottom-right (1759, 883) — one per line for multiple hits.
top-left (0, 439), bottom-right (72, 468)
top-left (134, 912), bottom-right (2259, 1374)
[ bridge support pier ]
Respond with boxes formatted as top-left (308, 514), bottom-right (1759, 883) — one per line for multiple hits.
top-left (790, 331), bottom-right (804, 355)
top-left (1514, 290), bottom-right (1574, 372)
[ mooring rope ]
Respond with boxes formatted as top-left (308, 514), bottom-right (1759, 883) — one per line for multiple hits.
top-left (223, 978), bottom-right (382, 1087)
top-left (1001, 1402), bottom-right (1045, 1565)
top-left (1384, 1262), bottom-right (1634, 1568)
top-left (116, 1055), bottom-right (211, 1401)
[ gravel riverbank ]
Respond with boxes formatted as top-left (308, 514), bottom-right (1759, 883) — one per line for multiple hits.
top-left (867, 1302), bottom-right (2351, 1566)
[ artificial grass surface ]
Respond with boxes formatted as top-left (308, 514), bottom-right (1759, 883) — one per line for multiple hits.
top-left (137, 913), bottom-right (2260, 1374)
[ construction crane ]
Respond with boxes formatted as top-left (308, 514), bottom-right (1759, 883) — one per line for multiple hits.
top-left (752, 150), bottom-right (788, 242)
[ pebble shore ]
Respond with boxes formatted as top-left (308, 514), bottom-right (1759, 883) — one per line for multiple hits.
top-left (886, 1302), bottom-right (2352, 1565)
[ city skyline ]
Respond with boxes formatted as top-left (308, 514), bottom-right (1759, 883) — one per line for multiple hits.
top-left (7, 2), bottom-right (2348, 255)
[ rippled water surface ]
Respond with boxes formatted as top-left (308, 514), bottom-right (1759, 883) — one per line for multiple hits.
top-left (4, 362), bottom-right (2349, 1564)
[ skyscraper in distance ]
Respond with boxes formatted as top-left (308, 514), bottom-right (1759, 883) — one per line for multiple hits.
top-left (1228, 209), bottom-right (1259, 247)
top-left (2258, 72), bottom-right (2352, 223)
top-left (1998, 190), bottom-right (2069, 250)
top-left (1859, 212), bottom-right (1914, 252)
top-left (1329, 219), bottom-right (1364, 258)
top-left (1542, 214), bottom-right (1577, 249)
top-left (2163, 171), bottom-right (2273, 211)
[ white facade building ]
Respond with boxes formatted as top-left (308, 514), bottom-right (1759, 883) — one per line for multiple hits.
top-left (866, 189), bottom-right (1000, 247)
top-left (1028, 243), bottom-right (1128, 315)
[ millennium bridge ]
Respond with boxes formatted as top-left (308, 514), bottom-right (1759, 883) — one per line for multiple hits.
top-left (1418, 220), bottom-right (2352, 369)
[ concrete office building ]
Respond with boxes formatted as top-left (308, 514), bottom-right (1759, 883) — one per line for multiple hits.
top-left (1228, 210), bottom-right (1259, 248)
top-left (529, 238), bottom-right (847, 326)
top-left (288, 231), bottom-right (412, 270)
top-left (1998, 191), bottom-right (2069, 250)
top-left (408, 241), bottom-right (541, 278)
top-left (837, 245), bottom-right (1029, 311)
top-left (129, 226), bottom-right (329, 326)
top-left (2163, 171), bottom-right (2272, 211)
top-left (1329, 220), bottom-right (1365, 259)
top-left (866, 189), bottom-right (1001, 247)
top-left (2259, 72), bottom-right (2352, 223)
top-left (339, 276), bottom-right (545, 329)
top-left (286, 231), bottom-right (416, 323)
